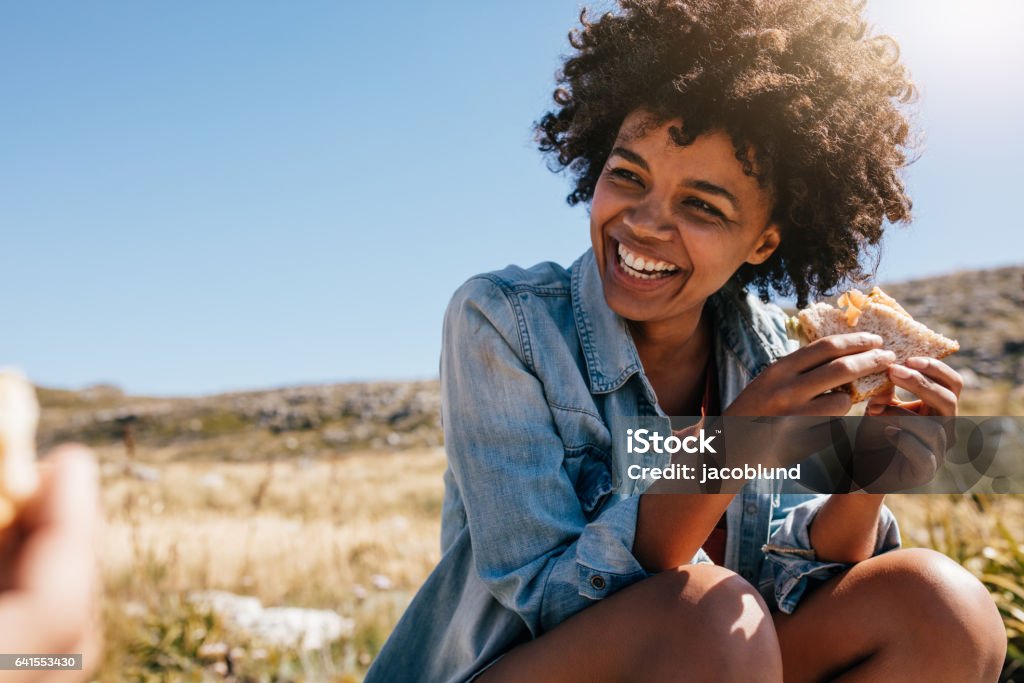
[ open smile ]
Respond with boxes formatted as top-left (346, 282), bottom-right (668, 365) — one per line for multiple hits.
top-left (608, 239), bottom-right (686, 289)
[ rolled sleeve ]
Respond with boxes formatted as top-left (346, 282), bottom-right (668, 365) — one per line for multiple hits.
top-left (762, 495), bottom-right (901, 614)
top-left (441, 278), bottom-right (652, 637)
top-left (575, 493), bottom-right (654, 598)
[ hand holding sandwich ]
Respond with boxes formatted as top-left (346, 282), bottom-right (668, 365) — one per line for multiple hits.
top-left (0, 371), bottom-right (102, 682)
top-left (869, 354), bottom-right (963, 419)
top-left (721, 287), bottom-right (961, 491)
top-left (724, 331), bottom-right (897, 418)
top-left (0, 446), bottom-right (103, 683)
top-left (829, 288), bottom-right (963, 491)
top-left (845, 355), bottom-right (962, 493)
top-left (711, 331), bottom-right (896, 480)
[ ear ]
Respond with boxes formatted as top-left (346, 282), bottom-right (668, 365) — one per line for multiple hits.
top-left (745, 222), bottom-right (781, 266)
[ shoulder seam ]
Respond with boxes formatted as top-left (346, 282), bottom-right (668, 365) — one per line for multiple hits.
top-left (464, 274), bottom-right (536, 373)
top-left (475, 272), bottom-right (570, 297)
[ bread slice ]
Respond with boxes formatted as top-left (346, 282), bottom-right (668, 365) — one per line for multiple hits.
top-left (0, 370), bottom-right (40, 529)
top-left (793, 288), bottom-right (959, 403)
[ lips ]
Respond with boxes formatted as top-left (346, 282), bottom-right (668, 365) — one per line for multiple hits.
top-left (606, 238), bottom-right (686, 290)
top-left (616, 242), bottom-right (680, 276)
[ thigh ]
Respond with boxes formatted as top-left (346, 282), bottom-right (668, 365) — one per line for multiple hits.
top-left (772, 547), bottom-right (1004, 683)
top-left (770, 561), bottom-right (885, 683)
top-left (479, 564), bottom-right (782, 683)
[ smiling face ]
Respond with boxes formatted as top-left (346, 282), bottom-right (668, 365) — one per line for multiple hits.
top-left (590, 109), bottom-right (782, 330)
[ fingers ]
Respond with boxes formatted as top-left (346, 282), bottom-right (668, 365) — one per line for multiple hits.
top-left (865, 359), bottom-right (961, 417)
top-left (888, 363), bottom-right (958, 416)
top-left (7, 445), bottom-right (101, 653)
top-left (797, 347), bottom-right (896, 399)
top-left (869, 402), bottom-right (918, 418)
top-left (806, 391), bottom-right (852, 417)
top-left (0, 444), bottom-right (102, 673)
top-left (864, 385), bottom-right (896, 415)
top-left (785, 332), bottom-right (885, 374)
top-left (886, 414), bottom-right (947, 452)
top-left (18, 444), bottom-right (99, 545)
top-left (904, 357), bottom-right (964, 397)
top-left (886, 426), bottom-right (940, 484)
top-left (36, 601), bottom-right (104, 683)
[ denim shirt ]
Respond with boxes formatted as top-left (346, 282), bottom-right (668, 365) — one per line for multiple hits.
top-left (364, 248), bottom-right (900, 683)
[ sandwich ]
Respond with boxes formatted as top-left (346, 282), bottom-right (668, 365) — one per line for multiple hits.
top-left (786, 287), bottom-right (960, 403)
top-left (0, 370), bottom-right (40, 529)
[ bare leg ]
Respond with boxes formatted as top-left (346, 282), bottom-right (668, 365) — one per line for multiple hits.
top-left (478, 564), bottom-right (783, 683)
top-left (773, 548), bottom-right (1006, 683)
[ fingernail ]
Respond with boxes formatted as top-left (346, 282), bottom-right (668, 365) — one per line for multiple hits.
top-left (891, 364), bottom-right (911, 379)
top-left (866, 404), bottom-right (883, 415)
top-left (905, 357), bottom-right (929, 370)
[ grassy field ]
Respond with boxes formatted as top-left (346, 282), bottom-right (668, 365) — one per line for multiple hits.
top-left (96, 448), bottom-right (447, 681)
top-left (92, 443), bottom-right (1024, 682)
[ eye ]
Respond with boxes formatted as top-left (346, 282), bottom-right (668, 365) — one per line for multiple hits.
top-left (683, 197), bottom-right (726, 220)
top-left (608, 168), bottom-right (643, 185)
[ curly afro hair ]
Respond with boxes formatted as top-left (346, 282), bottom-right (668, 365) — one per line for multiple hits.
top-left (534, 0), bottom-right (917, 307)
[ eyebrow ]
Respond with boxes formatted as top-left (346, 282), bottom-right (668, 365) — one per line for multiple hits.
top-left (608, 146), bottom-right (742, 211)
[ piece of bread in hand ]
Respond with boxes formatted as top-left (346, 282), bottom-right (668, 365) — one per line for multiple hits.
top-left (788, 287), bottom-right (960, 403)
top-left (0, 370), bottom-right (40, 529)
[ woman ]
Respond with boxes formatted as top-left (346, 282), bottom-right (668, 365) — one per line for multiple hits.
top-left (365, 1), bottom-right (1007, 680)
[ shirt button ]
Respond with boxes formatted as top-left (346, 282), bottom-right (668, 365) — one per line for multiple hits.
top-left (745, 503), bottom-right (758, 515)
top-left (590, 575), bottom-right (606, 590)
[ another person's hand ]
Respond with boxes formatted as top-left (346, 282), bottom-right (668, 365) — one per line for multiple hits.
top-left (0, 445), bottom-right (102, 682)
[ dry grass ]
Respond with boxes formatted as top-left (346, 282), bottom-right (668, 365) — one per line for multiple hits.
top-left (97, 448), bottom-right (446, 681)
top-left (96, 442), bottom-right (1023, 681)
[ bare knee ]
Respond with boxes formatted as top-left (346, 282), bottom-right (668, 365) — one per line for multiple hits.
top-left (639, 564), bottom-right (782, 682)
top-left (864, 548), bottom-right (1006, 680)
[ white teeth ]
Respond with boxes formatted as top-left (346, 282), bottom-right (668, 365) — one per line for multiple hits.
top-left (616, 243), bottom-right (679, 278)
top-left (618, 244), bottom-right (636, 269)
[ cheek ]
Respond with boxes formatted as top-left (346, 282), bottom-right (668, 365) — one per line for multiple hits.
top-left (588, 186), bottom-right (620, 244)
top-left (682, 232), bottom-right (757, 289)
top-left (589, 185), bottom-right (614, 223)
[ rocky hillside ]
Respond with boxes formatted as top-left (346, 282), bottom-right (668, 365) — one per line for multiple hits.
top-left (36, 264), bottom-right (1023, 461)
top-left (37, 381), bottom-right (442, 462)
top-left (882, 265), bottom-right (1024, 388)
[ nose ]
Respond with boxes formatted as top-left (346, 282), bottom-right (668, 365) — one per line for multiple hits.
top-left (622, 195), bottom-right (675, 242)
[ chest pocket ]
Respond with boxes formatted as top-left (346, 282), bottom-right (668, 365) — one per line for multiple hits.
top-left (563, 446), bottom-right (613, 519)
top-left (550, 405), bottom-right (614, 520)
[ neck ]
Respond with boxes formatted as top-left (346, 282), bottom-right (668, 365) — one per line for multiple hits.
top-left (628, 302), bottom-right (712, 377)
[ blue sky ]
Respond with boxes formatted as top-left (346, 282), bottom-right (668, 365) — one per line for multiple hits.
top-left (2, 1), bottom-right (1022, 396)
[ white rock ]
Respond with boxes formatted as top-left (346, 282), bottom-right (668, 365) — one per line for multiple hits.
top-left (199, 473), bottom-right (225, 489)
top-left (188, 590), bottom-right (353, 651)
top-left (128, 463), bottom-right (161, 482)
top-left (370, 574), bottom-right (393, 591)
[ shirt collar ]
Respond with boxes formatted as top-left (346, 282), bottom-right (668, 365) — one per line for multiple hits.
top-left (571, 248), bottom-right (642, 393)
top-left (570, 248), bottom-right (783, 395)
